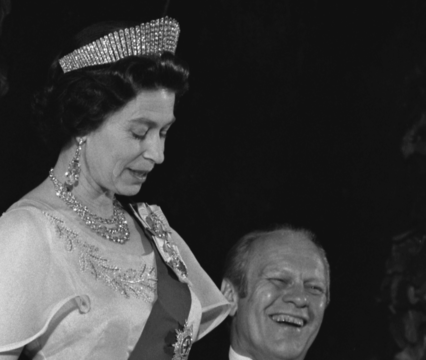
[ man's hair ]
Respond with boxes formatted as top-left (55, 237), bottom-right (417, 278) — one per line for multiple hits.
top-left (223, 225), bottom-right (330, 304)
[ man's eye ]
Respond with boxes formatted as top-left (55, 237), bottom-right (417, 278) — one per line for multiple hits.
top-left (307, 285), bottom-right (325, 295)
top-left (270, 278), bottom-right (286, 285)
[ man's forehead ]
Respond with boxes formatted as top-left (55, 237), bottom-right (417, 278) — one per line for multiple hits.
top-left (248, 231), bottom-right (327, 275)
top-left (253, 230), bottom-right (318, 254)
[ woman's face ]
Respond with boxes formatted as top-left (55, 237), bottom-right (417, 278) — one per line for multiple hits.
top-left (81, 89), bottom-right (176, 197)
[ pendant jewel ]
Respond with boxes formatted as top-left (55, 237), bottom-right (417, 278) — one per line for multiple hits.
top-left (49, 169), bottom-right (131, 244)
top-left (64, 137), bottom-right (85, 188)
top-left (172, 320), bottom-right (193, 360)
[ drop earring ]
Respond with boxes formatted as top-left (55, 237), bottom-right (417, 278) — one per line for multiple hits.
top-left (65, 137), bottom-right (85, 188)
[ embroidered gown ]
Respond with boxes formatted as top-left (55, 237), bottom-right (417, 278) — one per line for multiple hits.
top-left (0, 197), bottom-right (229, 359)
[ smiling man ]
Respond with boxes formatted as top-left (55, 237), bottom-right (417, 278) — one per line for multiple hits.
top-left (221, 226), bottom-right (329, 360)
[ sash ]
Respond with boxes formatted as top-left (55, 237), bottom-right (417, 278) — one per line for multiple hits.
top-left (128, 214), bottom-right (192, 360)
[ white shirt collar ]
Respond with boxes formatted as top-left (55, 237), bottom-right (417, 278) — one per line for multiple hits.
top-left (229, 347), bottom-right (253, 360)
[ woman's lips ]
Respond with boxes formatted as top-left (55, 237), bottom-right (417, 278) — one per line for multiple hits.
top-left (129, 169), bottom-right (149, 181)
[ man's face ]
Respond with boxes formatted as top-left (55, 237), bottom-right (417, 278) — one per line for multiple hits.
top-left (231, 232), bottom-right (327, 360)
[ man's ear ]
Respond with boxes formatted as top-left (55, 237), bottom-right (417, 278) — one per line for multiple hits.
top-left (221, 278), bottom-right (239, 316)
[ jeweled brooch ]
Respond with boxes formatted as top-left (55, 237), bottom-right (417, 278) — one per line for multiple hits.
top-left (172, 320), bottom-right (193, 360)
top-left (146, 210), bottom-right (188, 279)
top-left (146, 210), bottom-right (170, 239)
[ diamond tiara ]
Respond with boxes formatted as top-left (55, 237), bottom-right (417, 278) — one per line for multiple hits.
top-left (59, 16), bottom-right (180, 73)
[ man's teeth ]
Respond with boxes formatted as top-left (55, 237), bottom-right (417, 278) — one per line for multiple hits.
top-left (271, 314), bottom-right (305, 327)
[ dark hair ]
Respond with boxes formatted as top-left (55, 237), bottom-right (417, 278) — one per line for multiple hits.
top-left (223, 225), bottom-right (331, 304)
top-left (32, 21), bottom-right (189, 152)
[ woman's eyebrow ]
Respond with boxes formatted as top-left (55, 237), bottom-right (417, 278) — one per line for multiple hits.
top-left (130, 117), bottom-right (176, 127)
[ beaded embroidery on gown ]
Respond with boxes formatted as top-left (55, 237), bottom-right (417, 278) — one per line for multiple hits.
top-left (44, 212), bottom-right (157, 302)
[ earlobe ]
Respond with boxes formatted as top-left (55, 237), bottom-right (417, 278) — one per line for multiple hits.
top-left (76, 136), bottom-right (87, 144)
top-left (221, 279), bottom-right (239, 316)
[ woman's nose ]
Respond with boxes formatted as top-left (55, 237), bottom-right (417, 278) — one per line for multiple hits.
top-left (143, 135), bottom-right (165, 164)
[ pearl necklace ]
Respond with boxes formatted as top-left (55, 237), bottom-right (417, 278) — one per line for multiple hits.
top-left (49, 169), bottom-right (130, 244)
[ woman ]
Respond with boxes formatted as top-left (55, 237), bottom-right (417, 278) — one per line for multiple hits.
top-left (0, 17), bottom-right (229, 360)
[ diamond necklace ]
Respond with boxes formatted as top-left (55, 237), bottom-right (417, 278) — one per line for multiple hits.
top-left (49, 169), bottom-right (130, 244)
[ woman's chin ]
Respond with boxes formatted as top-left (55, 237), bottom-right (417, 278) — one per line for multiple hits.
top-left (115, 183), bottom-right (143, 197)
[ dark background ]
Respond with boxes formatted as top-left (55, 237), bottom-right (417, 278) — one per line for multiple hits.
top-left (1, 0), bottom-right (426, 359)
